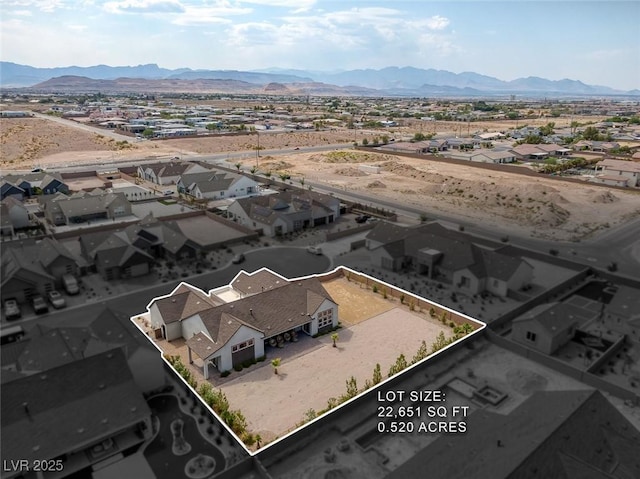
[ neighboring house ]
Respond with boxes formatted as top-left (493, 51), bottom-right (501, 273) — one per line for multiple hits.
top-left (80, 231), bottom-right (155, 281)
top-left (123, 215), bottom-right (197, 261)
top-left (512, 302), bottom-right (593, 354)
top-left (0, 181), bottom-right (26, 201)
top-left (606, 285), bottom-right (640, 324)
top-left (1, 349), bottom-right (153, 479)
top-left (1, 172), bottom-right (68, 197)
top-left (575, 140), bottom-right (620, 152)
top-left (389, 389), bottom-right (640, 479)
top-left (0, 197), bottom-right (30, 236)
top-left (147, 268), bottom-right (338, 377)
top-left (41, 190), bottom-right (132, 226)
top-left (377, 141), bottom-right (428, 154)
top-left (510, 144), bottom-right (552, 161)
top-left (469, 150), bottom-right (517, 164)
top-left (366, 222), bottom-right (532, 297)
top-left (446, 138), bottom-right (479, 150)
top-left (137, 161), bottom-right (208, 185)
top-left (177, 170), bottom-right (259, 200)
top-left (0, 238), bottom-right (79, 302)
top-left (594, 159), bottom-right (640, 187)
top-left (228, 190), bottom-right (340, 237)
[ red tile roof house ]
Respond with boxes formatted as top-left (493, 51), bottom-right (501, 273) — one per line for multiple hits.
top-left (593, 158), bottom-right (640, 187)
top-left (146, 268), bottom-right (339, 378)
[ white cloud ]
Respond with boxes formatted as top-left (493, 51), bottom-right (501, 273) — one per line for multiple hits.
top-left (172, 3), bottom-right (251, 26)
top-left (4, 0), bottom-right (67, 13)
top-left (103, 0), bottom-right (185, 14)
top-left (240, 0), bottom-right (315, 7)
top-left (12, 10), bottom-right (33, 16)
top-left (425, 15), bottom-right (449, 30)
top-left (67, 24), bottom-right (88, 31)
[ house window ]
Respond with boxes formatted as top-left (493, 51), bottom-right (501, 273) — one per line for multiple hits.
top-left (460, 276), bottom-right (470, 288)
top-left (525, 331), bottom-right (537, 342)
top-left (232, 338), bottom-right (254, 352)
top-left (317, 309), bottom-right (333, 329)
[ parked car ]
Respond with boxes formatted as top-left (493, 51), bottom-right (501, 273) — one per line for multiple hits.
top-left (62, 274), bottom-right (79, 295)
top-left (231, 253), bottom-right (245, 264)
top-left (3, 299), bottom-right (21, 320)
top-left (307, 245), bottom-right (323, 255)
top-left (47, 290), bottom-right (66, 309)
top-left (163, 189), bottom-right (174, 196)
top-left (355, 215), bottom-right (371, 224)
top-left (32, 296), bottom-right (49, 314)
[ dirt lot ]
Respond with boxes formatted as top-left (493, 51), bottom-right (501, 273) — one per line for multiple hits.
top-left (322, 278), bottom-right (396, 326)
top-left (238, 149), bottom-right (640, 241)
top-left (3, 115), bottom-right (635, 242)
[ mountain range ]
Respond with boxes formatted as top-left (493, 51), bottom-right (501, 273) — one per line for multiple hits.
top-left (1, 62), bottom-right (637, 97)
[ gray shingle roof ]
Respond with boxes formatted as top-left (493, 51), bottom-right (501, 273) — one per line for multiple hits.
top-left (231, 269), bottom-right (289, 295)
top-left (1, 349), bottom-right (150, 464)
top-left (200, 277), bottom-right (335, 339)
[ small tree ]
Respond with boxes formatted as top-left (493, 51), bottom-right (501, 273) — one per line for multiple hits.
top-left (235, 162), bottom-right (242, 172)
top-left (255, 434), bottom-right (262, 449)
top-left (372, 363), bottom-right (382, 385)
top-left (331, 333), bottom-right (339, 347)
top-left (271, 358), bottom-right (281, 375)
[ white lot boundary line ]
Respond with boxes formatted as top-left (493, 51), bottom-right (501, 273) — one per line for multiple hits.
top-left (130, 265), bottom-right (487, 457)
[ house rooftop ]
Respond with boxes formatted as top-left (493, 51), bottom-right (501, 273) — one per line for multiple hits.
top-left (389, 389), bottom-right (640, 479)
top-left (1, 349), bottom-right (150, 464)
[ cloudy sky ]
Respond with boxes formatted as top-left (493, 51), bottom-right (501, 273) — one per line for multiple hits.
top-left (2, 0), bottom-right (639, 90)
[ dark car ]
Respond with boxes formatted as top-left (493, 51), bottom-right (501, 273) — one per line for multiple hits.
top-left (32, 296), bottom-right (49, 314)
top-left (355, 215), bottom-right (371, 224)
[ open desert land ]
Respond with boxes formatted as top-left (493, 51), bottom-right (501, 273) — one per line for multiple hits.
top-left (239, 150), bottom-right (640, 242)
top-left (2, 115), bottom-right (635, 243)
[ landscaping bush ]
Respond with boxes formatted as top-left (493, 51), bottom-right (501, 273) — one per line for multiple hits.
top-left (256, 355), bottom-right (266, 362)
top-left (220, 370), bottom-right (231, 377)
top-left (234, 364), bottom-right (243, 372)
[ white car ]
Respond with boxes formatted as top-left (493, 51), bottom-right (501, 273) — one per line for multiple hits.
top-left (47, 290), bottom-right (66, 309)
top-left (307, 245), bottom-right (323, 255)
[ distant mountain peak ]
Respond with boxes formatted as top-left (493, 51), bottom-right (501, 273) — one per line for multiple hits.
top-left (0, 61), bottom-right (635, 97)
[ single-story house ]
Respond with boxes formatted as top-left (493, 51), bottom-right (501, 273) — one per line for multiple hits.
top-left (469, 150), bottom-right (517, 164)
top-left (41, 190), bottom-right (132, 226)
top-left (147, 268), bottom-right (339, 377)
top-left (1, 349), bottom-right (153, 477)
top-left (122, 215), bottom-right (197, 261)
top-left (177, 170), bottom-right (259, 200)
top-left (512, 302), bottom-right (593, 355)
top-left (137, 161), bottom-right (208, 185)
top-left (227, 190), bottom-right (340, 237)
top-left (366, 221), bottom-right (533, 298)
top-left (1, 238), bottom-right (80, 302)
top-left (0, 197), bottom-right (30, 236)
top-left (1, 172), bottom-right (68, 198)
top-left (594, 159), bottom-right (640, 187)
top-left (80, 231), bottom-right (155, 281)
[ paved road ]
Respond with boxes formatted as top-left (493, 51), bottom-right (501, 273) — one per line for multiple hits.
top-left (303, 178), bottom-right (640, 279)
top-left (6, 247), bottom-right (331, 331)
top-left (32, 112), bottom-right (134, 141)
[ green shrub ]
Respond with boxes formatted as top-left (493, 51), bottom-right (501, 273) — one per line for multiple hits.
top-left (220, 370), bottom-right (231, 377)
top-left (234, 364), bottom-right (243, 372)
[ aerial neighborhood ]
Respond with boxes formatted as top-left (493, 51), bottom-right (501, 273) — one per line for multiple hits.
top-left (1, 91), bottom-right (640, 479)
